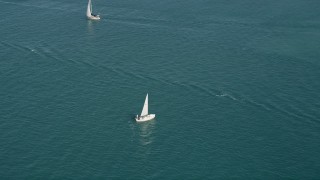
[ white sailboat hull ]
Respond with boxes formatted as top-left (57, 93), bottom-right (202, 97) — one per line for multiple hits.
top-left (87, 15), bottom-right (100, 20)
top-left (135, 114), bottom-right (155, 122)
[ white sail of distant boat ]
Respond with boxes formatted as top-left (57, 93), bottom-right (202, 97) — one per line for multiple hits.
top-left (141, 94), bottom-right (149, 116)
top-left (86, 0), bottom-right (100, 20)
top-left (136, 94), bottom-right (155, 122)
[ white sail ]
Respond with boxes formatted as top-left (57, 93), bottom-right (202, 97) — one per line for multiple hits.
top-left (140, 94), bottom-right (148, 116)
top-left (86, 0), bottom-right (91, 17)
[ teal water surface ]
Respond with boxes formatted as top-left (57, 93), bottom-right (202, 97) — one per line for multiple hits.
top-left (1, 0), bottom-right (320, 178)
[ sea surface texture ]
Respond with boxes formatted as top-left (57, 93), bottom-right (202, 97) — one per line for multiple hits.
top-left (1, 0), bottom-right (320, 179)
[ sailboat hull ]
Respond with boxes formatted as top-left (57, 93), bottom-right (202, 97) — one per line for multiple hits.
top-left (87, 15), bottom-right (100, 20)
top-left (135, 114), bottom-right (155, 122)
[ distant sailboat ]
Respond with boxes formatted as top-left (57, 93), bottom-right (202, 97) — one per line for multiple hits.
top-left (86, 0), bottom-right (100, 20)
top-left (136, 94), bottom-right (155, 122)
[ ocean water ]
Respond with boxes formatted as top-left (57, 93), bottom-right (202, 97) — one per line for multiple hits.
top-left (1, 0), bottom-right (320, 178)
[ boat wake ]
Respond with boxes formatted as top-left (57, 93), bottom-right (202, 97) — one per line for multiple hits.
top-left (149, 78), bottom-right (320, 124)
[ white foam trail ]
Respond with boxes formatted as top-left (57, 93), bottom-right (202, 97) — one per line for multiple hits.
top-left (215, 92), bottom-right (238, 101)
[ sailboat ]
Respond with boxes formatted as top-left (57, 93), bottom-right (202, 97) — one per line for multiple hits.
top-left (136, 94), bottom-right (155, 122)
top-left (86, 0), bottom-right (100, 20)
